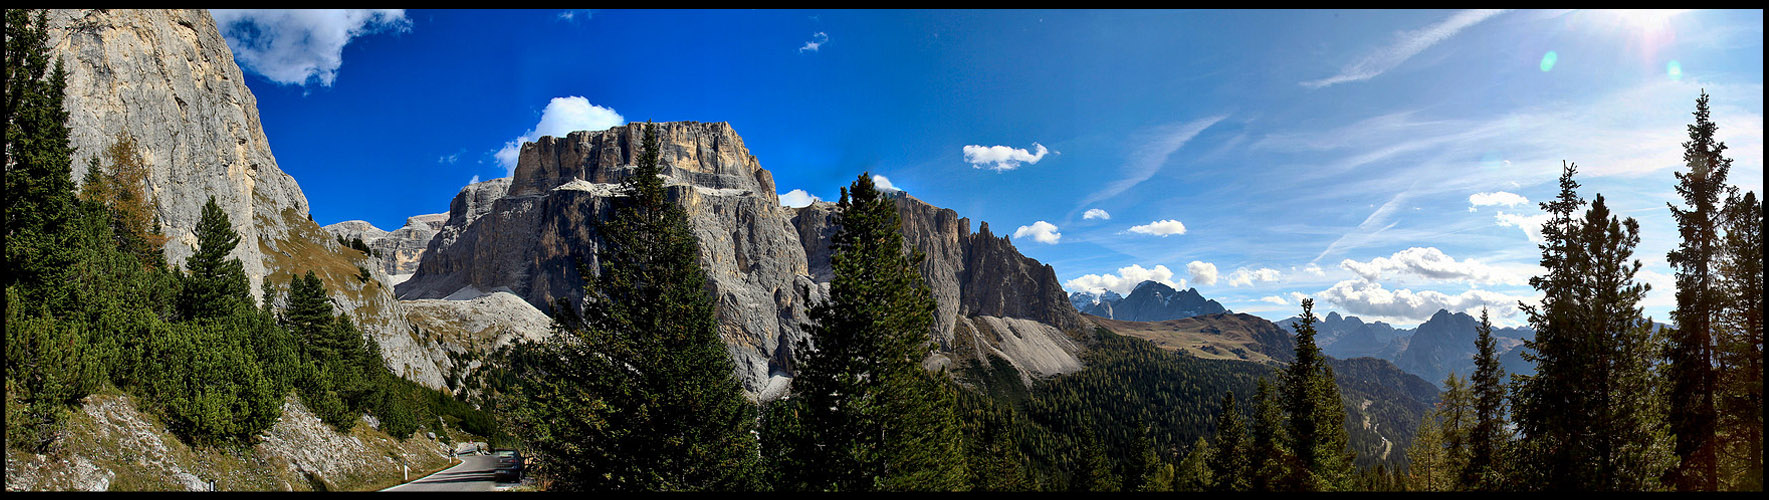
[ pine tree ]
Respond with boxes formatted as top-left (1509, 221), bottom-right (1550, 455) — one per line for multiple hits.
top-left (76, 132), bottom-right (164, 270)
top-left (1248, 377), bottom-right (1291, 491)
top-left (778, 171), bottom-right (968, 491)
top-left (4, 9), bottom-right (78, 305)
top-left (1131, 425), bottom-right (1163, 491)
top-left (1465, 308), bottom-right (1509, 490)
top-left (516, 122), bottom-right (761, 491)
top-left (1512, 161), bottom-right (1589, 490)
top-left (1437, 373), bottom-right (1474, 490)
top-left (177, 197), bottom-right (249, 320)
top-left (1515, 167), bottom-right (1672, 491)
top-left (1715, 190), bottom-right (1762, 490)
top-left (1666, 90), bottom-right (1731, 491)
top-left (1207, 391), bottom-right (1250, 491)
top-left (1282, 298), bottom-right (1356, 491)
top-left (1172, 436), bottom-right (1212, 492)
top-left (1407, 405), bottom-right (1447, 491)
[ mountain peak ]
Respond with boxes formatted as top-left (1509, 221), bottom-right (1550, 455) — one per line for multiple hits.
top-left (1326, 311), bottom-right (1343, 322)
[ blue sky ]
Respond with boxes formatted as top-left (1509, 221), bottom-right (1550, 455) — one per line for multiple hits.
top-left (218, 9), bottom-right (1764, 328)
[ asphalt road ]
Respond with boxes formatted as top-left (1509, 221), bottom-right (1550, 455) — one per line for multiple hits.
top-left (381, 455), bottom-right (512, 492)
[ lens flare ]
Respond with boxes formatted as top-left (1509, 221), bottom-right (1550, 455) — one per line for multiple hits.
top-left (1540, 51), bottom-right (1558, 72)
top-left (1667, 60), bottom-right (1683, 81)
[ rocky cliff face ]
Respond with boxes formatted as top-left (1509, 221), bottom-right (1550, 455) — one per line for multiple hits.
top-left (323, 214), bottom-right (447, 285)
top-left (399, 122), bottom-right (1091, 398)
top-left (44, 9), bottom-right (444, 390)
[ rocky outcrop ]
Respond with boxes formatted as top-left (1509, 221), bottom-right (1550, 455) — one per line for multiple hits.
top-left (2, 394), bottom-right (453, 491)
top-left (400, 122), bottom-right (817, 397)
top-left (399, 122), bottom-right (1090, 398)
top-left (323, 214), bottom-right (447, 284)
top-left (44, 9), bottom-right (444, 390)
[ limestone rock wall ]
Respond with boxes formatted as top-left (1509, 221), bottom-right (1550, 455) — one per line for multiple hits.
top-left (45, 9), bottom-right (444, 390)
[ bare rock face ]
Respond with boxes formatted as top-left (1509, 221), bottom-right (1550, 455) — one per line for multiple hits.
top-left (323, 213), bottom-right (447, 283)
top-left (45, 9), bottom-right (306, 299)
top-left (44, 9), bottom-right (444, 390)
top-left (403, 122), bottom-right (1089, 398)
top-left (794, 194), bottom-right (1093, 381)
top-left (400, 122), bottom-right (813, 397)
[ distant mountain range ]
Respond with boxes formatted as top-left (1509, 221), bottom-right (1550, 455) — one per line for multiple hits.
top-left (1069, 281), bottom-right (1228, 322)
top-left (1278, 309), bottom-right (1532, 388)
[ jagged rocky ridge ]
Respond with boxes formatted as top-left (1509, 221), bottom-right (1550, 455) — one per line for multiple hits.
top-left (398, 122), bottom-right (1093, 397)
top-left (1072, 280), bottom-right (1229, 321)
top-left (1279, 309), bottom-right (1534, 388)
top-left (42, 9), bottom-right (446, 389)
top-left (323, 214), bottom-right (447, 285)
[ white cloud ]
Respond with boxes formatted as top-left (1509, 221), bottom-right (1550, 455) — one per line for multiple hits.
top-left (963, 143), bottom-right (1050, 172)
top-left (1468, 191), bottom-right (1530, 211)
top-left (1303, 263), bottom-right (1326, 277)
top-left (1317, 278), bottom-right (1531, 323)
top-left (799, 32), bottom-right (829, 53)
top-left (211, 9), bottom-right (410, 87)
top-left (779, 189), bottom-right (820, 208)
top-left (871, 174), bottom-right (900, 192)
top-left (495, 97), bottom-right (625, 176)
top-left (467, 175), bottom-right (480, 186)
top-left (1301, 9), bottom-right (1506, 88)
top-left (1289, 291), bottom-right (1311, 304)
top-left (1083, 208), bottom-right (1111, 220)
top-left (1495, 211), bottom-right (1551, 244)
top-left (1065, 264), bottom-right (1182, 296)
top-left (1337, 246), bottom-right (1525, 285)
top-left (1228, 267), bottom-right (1283, 287)
top-left (557, 10), bottom-right (591, 22)
top-left (1012, 221), bottom-right (1062, 245)
top-left (1128, 219), bottom-right (1188, 237)
top-left (438, 153), bottom-right (459, 164)
top-left (1187, 261), bottom-right (1219, 286)
top-left (1260, 295), bottom-right (1291, 305)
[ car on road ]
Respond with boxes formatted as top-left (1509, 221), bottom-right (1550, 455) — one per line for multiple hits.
top-left (492, 449), bottom-right (523, 482)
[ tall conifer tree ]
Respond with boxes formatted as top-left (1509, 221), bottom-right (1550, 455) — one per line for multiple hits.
top-left (774, 172), bottom-right (968, 491)
top-left (1465, 308), bottom-right (1509, 490)
top-left (1665, 91), bottom-right (1731, 491)
top-left (1716, 190), bottom-right (1763, 490)
top-left (517, 121), bottom-right (761, 491)
top-left (1248, 377), bottom-right (1291, 491)
top-left (1281, 298), bottom-right (1355, 491)
top-left (1207, 391), bottom-right (1250, 491)
top-left (4, 9), bottom-right (78, 303)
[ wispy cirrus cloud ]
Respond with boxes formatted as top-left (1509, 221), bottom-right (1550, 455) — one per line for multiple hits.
top-left (1301, 9), bottom-right (1507, 89)
top-left (1074, 115), bottom-right (1226, 213)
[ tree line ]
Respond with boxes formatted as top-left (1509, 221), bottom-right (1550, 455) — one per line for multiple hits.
top-left (1190, 92), bottom-right (1762, 492)
top-left (5, 9), bottom-right (489, 452)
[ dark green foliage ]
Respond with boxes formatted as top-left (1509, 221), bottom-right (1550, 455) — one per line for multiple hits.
top-left (1665, 91), bottom-right (1731, 491)
top-left (147, 318), bottom-right (281, 444)
top-left (178, 197), bottom-right (250, 321)
top-left (5, 9), bottom-right (78, 304)
top-left (771, 172), bottom-right (967, 491)
top-left (1281, 298), bottom-right (1356, 490)
top-left (1171, 436), bottom-right (1209, 491)
top-left (1466, 308), bottom-right (1508, 490)
top-left (1514, 163), bottom-right (1670, 491)
top-left (1207, 391), bottom-right (1250, 491)
top-left (1248, 377), bottom-right (1292, 491)
top-left (1716, 190), bottom-right (1763, 490)
top-left (509, 122), bottom-right (760, 491)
